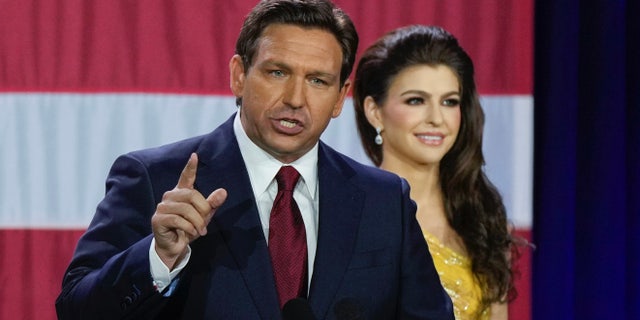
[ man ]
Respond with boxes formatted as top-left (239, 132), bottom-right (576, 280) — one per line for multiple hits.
top-left (56, 0), bottom-right (453, 319)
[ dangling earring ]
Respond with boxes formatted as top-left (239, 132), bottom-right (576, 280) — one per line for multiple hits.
top-left (374, 127), bottom-right (383, 145)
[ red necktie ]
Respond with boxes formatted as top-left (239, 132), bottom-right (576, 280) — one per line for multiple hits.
top-left (268, 166), bottom-right (308, 308)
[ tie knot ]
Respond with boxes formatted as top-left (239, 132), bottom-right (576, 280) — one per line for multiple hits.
top-left (275, 166), bottom-right (300, 192)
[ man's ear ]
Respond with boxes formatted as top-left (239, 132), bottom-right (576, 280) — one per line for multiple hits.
top-left (229, 54), bottom-right (245, 97)
top-left (364, 96), bottom-right (383, 128)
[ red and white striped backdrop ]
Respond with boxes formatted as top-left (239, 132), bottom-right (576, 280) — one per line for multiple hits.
top-left (0, 1), bottom-right (532, 319)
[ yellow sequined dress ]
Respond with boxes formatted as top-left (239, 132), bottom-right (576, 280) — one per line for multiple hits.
top-left (425, 232), bottom-right (489, 320)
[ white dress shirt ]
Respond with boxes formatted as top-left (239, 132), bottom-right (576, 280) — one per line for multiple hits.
top-left (150, 111), bottom-right (319, 292)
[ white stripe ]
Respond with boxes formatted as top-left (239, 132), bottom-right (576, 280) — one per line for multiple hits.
top-left (1, 93), bottom-right (237, 227)
top-left (481, 96), bottom-right (534, 228)
top-left (1, 93), bottom-right (532, 228)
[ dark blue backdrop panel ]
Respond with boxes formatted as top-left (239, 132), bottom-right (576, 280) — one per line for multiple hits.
top-left (575, 0), bottom-right (627, 318)
top-left (533, 0), bottom-right (579, 319)
top-left (625, 0), bottom-right (640, 318)
top-left (534, 0), bottom-right (638, 319)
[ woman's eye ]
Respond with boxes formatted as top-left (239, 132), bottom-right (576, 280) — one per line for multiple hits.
top-left (406, 97), bottom-right (424, 105)
top-left (443, 98), bottom-right (460, 107)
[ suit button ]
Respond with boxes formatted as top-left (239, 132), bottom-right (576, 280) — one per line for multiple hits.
top-left (121, 296), bottom-right (133, 310)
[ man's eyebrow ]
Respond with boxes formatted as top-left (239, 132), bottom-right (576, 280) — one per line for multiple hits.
top-left (261, 60), bottom-right (291, 70)
top-left (308, 70), bottom-right (337, 81)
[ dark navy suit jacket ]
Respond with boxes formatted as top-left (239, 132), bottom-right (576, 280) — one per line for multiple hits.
top-left (56, 114), bottom-right (453, 319)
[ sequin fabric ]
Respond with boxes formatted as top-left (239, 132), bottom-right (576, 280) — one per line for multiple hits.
top-left (424, 232), bottom-right (489, 320)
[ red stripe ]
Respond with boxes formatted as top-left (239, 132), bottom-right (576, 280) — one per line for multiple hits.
top-left (0, 0), bottom-right (532, 95)
top-left (509, 229), bottom-right (532, 320)
top-left (0, 229), bottom-right (84, 320)
top-left (0, 87), bottom-right (233, 96)
top-left (339, 0), bottom-right (533, 95)
top-left (0, 228), bottom-right (532, 319)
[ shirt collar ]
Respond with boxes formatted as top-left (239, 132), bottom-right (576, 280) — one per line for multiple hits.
top-left (233, 110), bottom-right (318, 200)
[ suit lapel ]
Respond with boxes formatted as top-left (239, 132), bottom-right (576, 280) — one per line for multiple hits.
top-left (190, 120), bottom-right (364, 318)
top-left (309, 144), bottom-right (364, 318)
top-left (194, 116), bottom-right (280, 319)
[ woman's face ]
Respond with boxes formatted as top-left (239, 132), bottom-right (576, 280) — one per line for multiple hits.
top-left (371, 64), bottom-right (462, 168)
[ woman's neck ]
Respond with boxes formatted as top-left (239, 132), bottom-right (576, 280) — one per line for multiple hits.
top-left (380, 159), bottom-right (444, 224)
top-left (380, 158), bottom-right (465, 253)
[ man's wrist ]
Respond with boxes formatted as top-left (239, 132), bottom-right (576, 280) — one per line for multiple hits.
top-left (149, 238), bottom-right (191, 292)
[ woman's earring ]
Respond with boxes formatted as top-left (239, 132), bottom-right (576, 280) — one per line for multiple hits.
top-left (375, 127), bottom-right (383, 145)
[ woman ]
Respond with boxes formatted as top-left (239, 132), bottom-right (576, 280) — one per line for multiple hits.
top-left (353, 25), bottom-right (518, 319)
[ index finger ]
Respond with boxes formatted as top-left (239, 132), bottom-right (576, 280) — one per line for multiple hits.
top-left (176, 153), bottom-right (198, 189)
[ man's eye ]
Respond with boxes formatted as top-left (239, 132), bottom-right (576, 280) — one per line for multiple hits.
top-left (270, 70), bottom-right (285, 77)
top-left (310, 78), bottom-right (328, 86)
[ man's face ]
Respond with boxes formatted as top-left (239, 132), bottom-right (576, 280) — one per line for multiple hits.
top-left (230, 23), bottom-right (350, 163)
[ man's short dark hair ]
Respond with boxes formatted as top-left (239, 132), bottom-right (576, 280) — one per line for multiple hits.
top-left (235, 0), bottom-right (358, 88)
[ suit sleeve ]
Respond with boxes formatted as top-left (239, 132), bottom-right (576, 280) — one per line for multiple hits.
top-left (55, 154), bottom-right (171, 320)
top-left (397, 179), bottom-right (455, 320)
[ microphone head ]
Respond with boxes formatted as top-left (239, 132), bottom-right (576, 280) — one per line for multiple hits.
top-left (282, 298), bottom-right (315, 320)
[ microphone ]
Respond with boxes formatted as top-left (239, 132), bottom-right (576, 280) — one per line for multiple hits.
top-left (282, 298), bottom-right (316, 320)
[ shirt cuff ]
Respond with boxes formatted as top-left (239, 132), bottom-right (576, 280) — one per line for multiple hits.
top-left (149, 238), bottom-right (191, 293)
